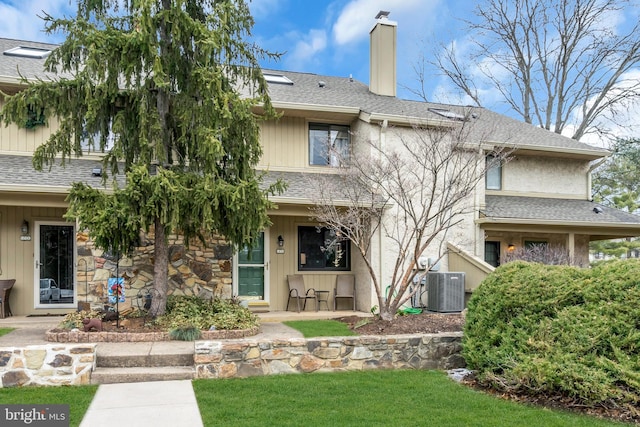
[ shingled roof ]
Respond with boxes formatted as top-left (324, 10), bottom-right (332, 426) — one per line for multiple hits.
top-left (0, 36), bottom-right (608, 159)
top-left (261, 69), bottom-right (608, 160)
top-left (0, 38), bottom-right (60, 84)
top-left (480, 195), bottom-right (640, 239)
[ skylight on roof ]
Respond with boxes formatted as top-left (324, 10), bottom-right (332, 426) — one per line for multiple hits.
top-left (264, 73), bottom-right (293, 85)
top-left (3, 46), bottom-right (52, 59)
top-left (428, 108), bottom-right (466, 121)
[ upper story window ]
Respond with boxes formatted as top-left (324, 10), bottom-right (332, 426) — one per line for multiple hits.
top-left (3, 46), bottom-right (52, 59)
top-left (309, 123), bottom-right (350, 167)
top-left (298, 226), bottom-right (350, 271)
top-left (485, 154), bottom-right (502, 190)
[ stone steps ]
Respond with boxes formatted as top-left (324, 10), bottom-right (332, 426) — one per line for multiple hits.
top-left (91, 366), bottom-right (195, 384)
top-left (91, 342), bottom-right (195, 384)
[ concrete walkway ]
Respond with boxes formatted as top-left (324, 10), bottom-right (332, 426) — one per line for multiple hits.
top-left (80, 380), bottom-right (203, 427)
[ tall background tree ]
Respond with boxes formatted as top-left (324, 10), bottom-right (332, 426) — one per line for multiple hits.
top-left (413, 0), bottom-right (640, 142)
top-left (0, 0), bottom-right (283, 316)
top-left (310, 116), bottom-right (507, 321)
top-left (591, 138), bottom-right (640, 258)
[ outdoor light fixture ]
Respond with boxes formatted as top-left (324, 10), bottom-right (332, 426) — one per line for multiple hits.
top-left (277, 235), bottom-right (284, 247)
top-left (507, 243), bottom-right (515, 252)
top-left (21, 220), bottom-right (29, 236)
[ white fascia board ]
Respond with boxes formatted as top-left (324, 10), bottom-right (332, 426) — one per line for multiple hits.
top-left (271, 101), bottom-right (361, 115)
top-left (476, 217), bottom-right (640, 229)
top-left (484, 140), bottom-right (609, 160)
top-left (359, 111), bottom-right (456, 128)
top-left (0, 184), bottom-right (113, 195)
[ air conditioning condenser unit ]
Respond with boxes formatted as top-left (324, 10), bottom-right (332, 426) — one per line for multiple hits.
top-left (426, 272), bottom-right (465, 313)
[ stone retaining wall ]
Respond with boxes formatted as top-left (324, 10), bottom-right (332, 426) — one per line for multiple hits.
top-left (45, 327), bottom-right (259, 343)
top-left (0, 344), bottom-right (96, 388)
top-left (194, 333), bottom-right (464, 379)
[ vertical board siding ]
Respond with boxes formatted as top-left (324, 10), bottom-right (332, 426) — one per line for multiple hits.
top-left (268, 215), bottom-right (351, 311)
top-left (0, 205), bottom-right (68, 315)
top-left (259, 117), bottom-right (307, 169)
top-left (0, 99), bottom-right (60, 153)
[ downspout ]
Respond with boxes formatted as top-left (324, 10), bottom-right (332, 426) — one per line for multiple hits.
top-left (377, 119), bottom-right (388, 308)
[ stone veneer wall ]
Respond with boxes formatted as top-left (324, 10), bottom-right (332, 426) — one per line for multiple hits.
top-left (194, 333), bottom-right (464, 379)
top-left (76, 229), bottom-right (233, 310)
top-left (45, 327), bottom-right (260, 343)
top-left (0, 344), bottom-right (96, 388)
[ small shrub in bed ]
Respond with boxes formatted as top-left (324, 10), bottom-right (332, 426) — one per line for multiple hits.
top-left (463, 260), bottom-right (640, 410)
top-left (158, 295), bottom-right (259, 331)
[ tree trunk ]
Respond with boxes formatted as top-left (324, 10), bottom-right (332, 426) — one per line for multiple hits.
top-left (150, 217), bottom-right (168, 317)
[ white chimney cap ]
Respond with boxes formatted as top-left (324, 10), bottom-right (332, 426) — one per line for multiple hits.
top-left (375, 10), bottom-right (390, 20)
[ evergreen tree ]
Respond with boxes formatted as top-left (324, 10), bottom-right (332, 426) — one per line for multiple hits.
top-left (0, 0), bottom-right (283, 316)
top-left (591, 138), bottom-right (640, 259)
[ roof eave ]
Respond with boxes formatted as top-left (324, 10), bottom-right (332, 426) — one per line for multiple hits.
top-left (485, 140), bottom-right (608, 160)
top-left (477, 217), bottom-right (640, 229)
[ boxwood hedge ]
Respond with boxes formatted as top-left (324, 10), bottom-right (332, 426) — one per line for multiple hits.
top-left (463, 260), bottom-right (640, 408)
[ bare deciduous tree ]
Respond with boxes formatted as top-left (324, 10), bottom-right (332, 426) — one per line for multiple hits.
top-left (415, 0), bottom-right (640, 142)
top-left (310, 113), bottom-right (509, 321)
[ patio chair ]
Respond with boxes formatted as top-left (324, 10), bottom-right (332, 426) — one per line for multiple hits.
top-left (334, 274), bottom-right (356, 311)
top-left (0, 279), bottom-right (16, 319)
top-left (286, 275), bottom-right (318, 312)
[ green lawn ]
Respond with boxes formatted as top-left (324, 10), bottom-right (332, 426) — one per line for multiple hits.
top-left (0, 327), bottom-right (14, 337)
top-left (283, 319), bottom-right (357, 337)
top-left (193, 370), bottom-right (624, 427)
top-left (0, 385), bottom-right (98, 427)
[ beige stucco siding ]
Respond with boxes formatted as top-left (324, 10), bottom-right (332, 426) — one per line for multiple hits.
top-left (502, 155), bottom-right (590, 198)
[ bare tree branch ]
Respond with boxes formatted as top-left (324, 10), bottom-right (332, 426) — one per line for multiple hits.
top-left (309, 112), bottom-right (511, 321)
top-left (424, 0), bottom-right (640, 141)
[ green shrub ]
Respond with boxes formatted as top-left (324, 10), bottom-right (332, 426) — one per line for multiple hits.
top-left (59, 310), bottom-right (103, 329)
top-left (169, 325), bottom-right (202, 341)
top-left (464, 260), bottom-right (640, 409)
top-left (158, 295), bottom-right (259, 331)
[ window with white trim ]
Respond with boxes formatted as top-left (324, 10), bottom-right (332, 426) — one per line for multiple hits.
top-left (309, 123), bottom-right (350, 167)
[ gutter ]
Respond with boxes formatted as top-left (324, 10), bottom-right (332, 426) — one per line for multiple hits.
top-left (476, 217), bottom-right (640, 229)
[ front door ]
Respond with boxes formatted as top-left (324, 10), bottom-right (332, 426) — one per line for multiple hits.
top-left (34, 222), bottom-right (75, 309)
top-left (234, 232), bottom-right (269, 302)
top-left (484, 241), bottom-right (500, 267)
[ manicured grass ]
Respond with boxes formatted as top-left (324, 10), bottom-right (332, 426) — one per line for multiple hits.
top-left (283, 319), bottom-right (357, 337)
top-left (0, 327), bottom-right (14, 337)
top-left (193, 370), bottom-right (623, 427)
top-left (0, 385), bottom-right (98, 427)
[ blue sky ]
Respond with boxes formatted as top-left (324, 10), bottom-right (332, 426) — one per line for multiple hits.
top-left (0, 0), bottom-right (470, 101)
top-left (1, 0), bottom-right (639, 146)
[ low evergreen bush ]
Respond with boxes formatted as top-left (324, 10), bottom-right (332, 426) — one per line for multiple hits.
top-left (158, 295), bottom-right (259, 331)
top-left (463, 260), bottom-right (640, 409)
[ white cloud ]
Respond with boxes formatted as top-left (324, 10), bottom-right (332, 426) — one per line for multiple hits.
top-left (249, 0), bottom-right (285, 20)
top-left (0, 0), bottom-right (72, 42)
top-left (283, 29), bottom-right (328, 70)
top-left (332, 0), bottom-right (430, 46)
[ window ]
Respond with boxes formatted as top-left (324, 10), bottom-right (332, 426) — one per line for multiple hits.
top-left (298, 226), bottom-right (350, 271)
top-left (24, 105), bottom-right (45, 129)
top-left (485, 155), bottom-right (502, 190)
top-left (524, 240), bottom-right (548, 249)
top-left (309, 123), bottom-right (350, 166)
top-left (428, 107), bottom-right (466, 121)
top-left (264, 73), bottom-right (294, 85)
top-left (4, 46), bottom-right (52, 59)
top-left (81, 120), bottom-right (117, 153)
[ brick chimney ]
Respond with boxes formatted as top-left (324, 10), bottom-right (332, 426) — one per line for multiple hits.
top-left (369, 11), bottom-right (397, 97)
